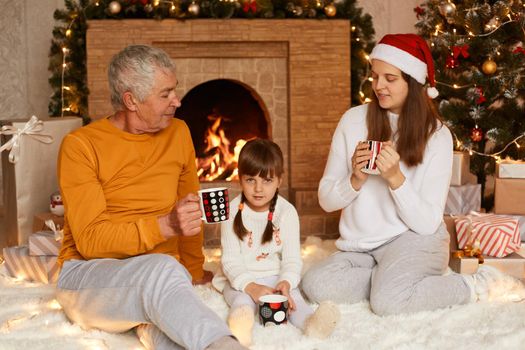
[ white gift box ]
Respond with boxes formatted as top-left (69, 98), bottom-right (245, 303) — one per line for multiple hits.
top-left (3, 245), bottom-right (59, 284)
top-left (445, 184), bottom-right (481, 215)
top-left (29, 231), bottom-right (61, 256)
top-left (1, 116), bottom-right (82, 249)
top-left (451, 151), bottom-right (477, 186)
top-left (497, 161), bottom-right (525, 179)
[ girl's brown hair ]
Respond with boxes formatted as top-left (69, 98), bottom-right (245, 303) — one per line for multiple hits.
top-left (366, 73), bottom-right (442, 166)
top-left (233, 139), bottom-right (283, 244)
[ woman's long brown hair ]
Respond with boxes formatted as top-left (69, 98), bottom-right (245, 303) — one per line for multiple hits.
top-left (367, 73), bottom-right (443, 166)
top-left (233, 139), bottom-right (284, 244)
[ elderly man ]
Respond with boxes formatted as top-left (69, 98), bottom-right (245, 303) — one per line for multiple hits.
top-left (56, 45), bottom-right (245, 350)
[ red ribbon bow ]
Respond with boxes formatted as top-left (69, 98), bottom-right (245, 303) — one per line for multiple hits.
top-left (243, 0), bottom-right (257, 13)
top-left (513, 47), bottom-right (525, 55)
top-left (452, 44), bottom-right (470, 59)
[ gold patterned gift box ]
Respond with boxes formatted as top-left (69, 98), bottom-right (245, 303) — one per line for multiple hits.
top-left (2, 246), bottom-right (59, 284)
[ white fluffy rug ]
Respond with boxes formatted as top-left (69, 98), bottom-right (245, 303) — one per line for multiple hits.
top-left (1, 237), bottom-right (525, 350)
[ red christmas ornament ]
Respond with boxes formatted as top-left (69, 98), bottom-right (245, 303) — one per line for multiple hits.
top-left (470, 126), bottom-right (483, 142)
top-left (414, 6), bottom-right (425, 19)
top-left (475, 87), bottom-right (486, 104)
top-left (513, 46), bottom-right (525, 55)
top-left (452, 44), bottom-right (470, 59)
top-left (445, 55), bottom-right (458, 69)
top-left (242, 0), bottom-right (257, 13)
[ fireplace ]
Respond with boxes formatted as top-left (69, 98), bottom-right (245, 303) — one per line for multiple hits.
top-left (86, 19), bottom-right (351, 246)
top-left (175, 79), bottom-right (270, 181)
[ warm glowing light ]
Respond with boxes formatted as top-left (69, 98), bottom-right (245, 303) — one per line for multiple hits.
top-left (48, 299), bottom-right (62, 310)
top-left (368, 77), bottom-right (373, 82)
top-left (364, 54), bottom-right (369, 60)
top-left (196, 116), bottom-right (248, 181)
top-left (351, 26), bottom-right (356, 31)
top-left (364, 97), bottom-right (372, 103)
top-left (66, 29), bottom-right (72, 37)
top-left (62, 47), bottom-right (68, 53)
top-left (63, 86), bottom-right (71, 91)
top-left (453, 84), bottom-right (459, 89)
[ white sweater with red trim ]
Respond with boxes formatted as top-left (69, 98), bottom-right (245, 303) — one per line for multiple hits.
top-left (217, 195), bottom-right (302, 292)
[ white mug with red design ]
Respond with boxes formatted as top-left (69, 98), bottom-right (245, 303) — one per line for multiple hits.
top-left (361, 140), bottom-right (382, 175)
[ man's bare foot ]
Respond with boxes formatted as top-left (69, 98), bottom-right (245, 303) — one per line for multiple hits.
top-left (193, 270), bottom-right (214, 285)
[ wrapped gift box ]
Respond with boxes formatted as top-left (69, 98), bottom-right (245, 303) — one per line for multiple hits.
top-left (449, 252), bottom-right (525, 280)
top-left (2, 246), bottom-right (59, 284)
top-left (0, 116), bottom-right (81, 250)
top-left (444, 184), bottom-right (481, 215)
top-left (494, 178), bottom-right (525, 215)
top-left (455, 214), bottom-right (521, 257)
top-left (451, 151), bottom-right (477, 186)
top-left (29, 231), bottom-right (61, 256)
top-left (33, 212), bottom-right (65, 232)
top-left (507, 215), bottom-right (525, 242)
top-left (497, 160), bottom-right (525, 179)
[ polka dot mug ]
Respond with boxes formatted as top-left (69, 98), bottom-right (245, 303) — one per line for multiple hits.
top-left (258, 294), bottom-right (288, 326)
top-left (198, 187), bottom-right (230, 224)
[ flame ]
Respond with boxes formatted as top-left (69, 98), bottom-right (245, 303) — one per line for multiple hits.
top-left (196, 116), bottom-right (247, 181)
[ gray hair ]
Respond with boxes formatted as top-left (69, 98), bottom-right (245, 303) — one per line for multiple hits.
top-left (108, 45), bottom-right (176, 111)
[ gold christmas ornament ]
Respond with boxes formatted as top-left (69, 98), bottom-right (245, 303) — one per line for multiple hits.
top-left (108, 1), bottom-right (122, 14)
top-left (482, 59), bottom-right (497, 75)
top-left (439, 1), bottom-right (456, 17)
top-left (324, 3), bottom-right (336, 17)
top-left (188, 1), bottom-right (200, 15)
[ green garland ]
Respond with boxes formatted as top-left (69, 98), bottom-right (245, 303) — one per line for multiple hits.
top-left (48, 0), bottom-right (375, 121)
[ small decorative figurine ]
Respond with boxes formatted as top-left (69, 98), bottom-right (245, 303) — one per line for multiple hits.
top-left (50, 191), bottom-right (64, 216)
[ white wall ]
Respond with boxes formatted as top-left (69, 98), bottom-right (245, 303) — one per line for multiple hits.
top-left (358, 0), bottom-right (420, 40)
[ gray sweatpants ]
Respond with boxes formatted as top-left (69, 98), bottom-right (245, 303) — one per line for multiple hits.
top-left (56, 254), bottom-right (231, 350)
top-left (301, 223), bottom-right (471, 315)
top-left (223, 275), bottom-right (314, 330)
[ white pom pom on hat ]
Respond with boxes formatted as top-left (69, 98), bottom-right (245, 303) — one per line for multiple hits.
top-left (369, 33), bottom-right (439, 99)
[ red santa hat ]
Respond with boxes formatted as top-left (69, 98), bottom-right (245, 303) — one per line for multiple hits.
top-left (369, 33), bottom-right (439, 99)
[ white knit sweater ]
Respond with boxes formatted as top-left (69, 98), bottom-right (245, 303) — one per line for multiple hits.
top-left (217, 195), bottom-right (302, 292)
top-left (319, 104), bottom-right (453, 252)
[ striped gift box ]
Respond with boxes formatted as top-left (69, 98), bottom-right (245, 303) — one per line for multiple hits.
top-left (455, 214), bottom-right (521, 258)
top-left (445, 184), bottom-right (481, 215)
top-left (29, 231), bottom-right (61, 256)
top-left (2, 246), bottom-right (59, 284)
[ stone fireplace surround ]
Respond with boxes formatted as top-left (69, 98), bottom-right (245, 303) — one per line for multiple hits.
top-left (87, 19), bottom-right (351, 246)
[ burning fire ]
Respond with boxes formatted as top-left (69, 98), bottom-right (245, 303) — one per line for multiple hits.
top-left (196, 116), bottom-right (247, 181)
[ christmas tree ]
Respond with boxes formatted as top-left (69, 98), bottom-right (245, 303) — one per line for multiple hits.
top-left (48, 0), bottom-right (375, 123)
top-left (415, 0), bottom-right (525, 207)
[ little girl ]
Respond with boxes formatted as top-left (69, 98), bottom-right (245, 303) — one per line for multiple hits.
top-left (212, 139), bottom-right (340, 346)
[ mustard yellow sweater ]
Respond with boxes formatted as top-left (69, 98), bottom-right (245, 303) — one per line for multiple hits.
top-left (57, 118), bottom-right (204, 280)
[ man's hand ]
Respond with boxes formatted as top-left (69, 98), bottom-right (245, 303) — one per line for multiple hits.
top-left (274, 280), bottom-right (296, 311)
top-left (158, 193), bottom-right (202, 239)
top-left (244, 282), bottom-right (274, 304)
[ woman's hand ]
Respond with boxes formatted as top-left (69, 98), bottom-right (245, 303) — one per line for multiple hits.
top-left (350, 141), bottom-right (372, 190)
top-left (244, 282), bottom-right (275, 304)
top-left (274, 280), bottom-right (296, 311)
top-left (376, 141), bottom-right (405, 189)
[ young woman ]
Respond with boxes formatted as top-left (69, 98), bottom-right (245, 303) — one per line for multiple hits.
top-left (212, 139), bottom-right (340, 346)
top-left (301, 33), bottom-right (505, 315)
